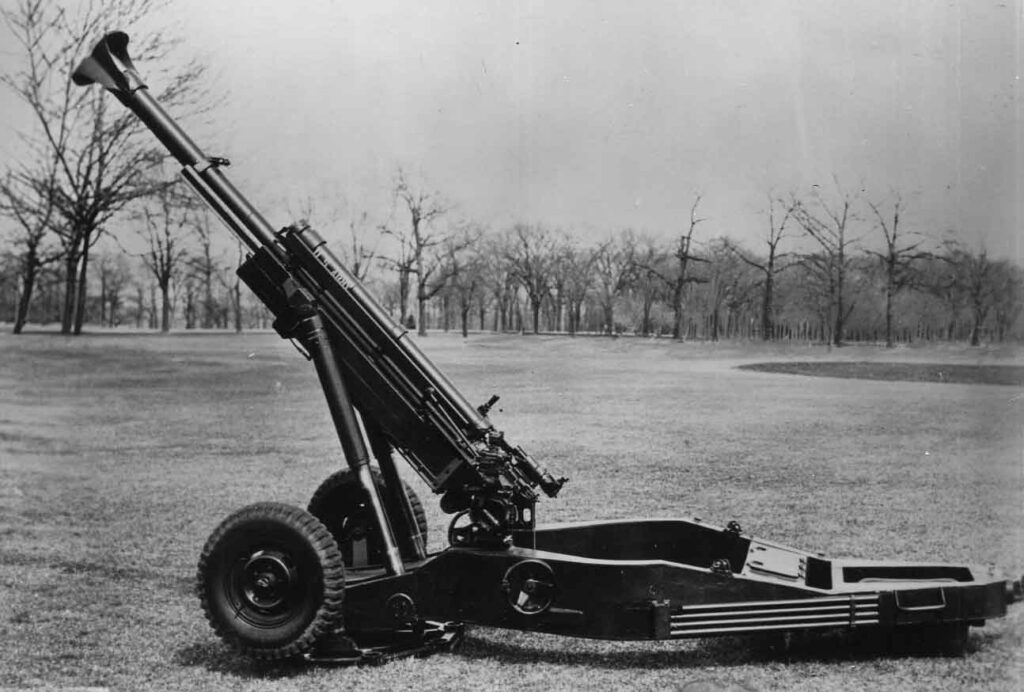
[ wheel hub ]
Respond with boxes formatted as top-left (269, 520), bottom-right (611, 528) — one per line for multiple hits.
top-left (242, 551), bottom-right (295, 611)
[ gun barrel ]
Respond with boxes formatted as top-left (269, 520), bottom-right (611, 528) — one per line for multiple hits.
top-left (72, 31), bottom-right (277, 252)
top-left (73, 31), bottom-right (566, 505)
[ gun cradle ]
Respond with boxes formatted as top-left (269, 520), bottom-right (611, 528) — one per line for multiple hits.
top-left (72, 31), bottom-right (1021, 664)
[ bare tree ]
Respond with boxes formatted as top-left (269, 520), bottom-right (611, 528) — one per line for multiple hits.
top-left (791, 180), bottom-right (860, 346)
top-left (592, 230), bottom-right (638, 335)
top-left (631, 235), bottom-right (667, 337)
top-left (640, 195), bottom-right (708, 339)
top-left (443, 226), bottom-right (486, 337)
top-left (480, 231), bottom-right (517, 332)
top-left (189, 210), bottom-right (219, 328)
top-left (342, 211), bottom-right (381, 282)
top-left (727, 195), bottom-right (795, 340)
top-left (991, 263), bottom-right (1024, 342)
top-left (0, 171), bottom-right (64, 333)
top-left (136, 183), bottom-right (194, 332)
top-left (378, 224), bottom-right (417, 327)
top-left (865, 194), bottom-right (930, 347)
top-left (940, 242), bottom-right (1004, 346)
top-left (215, 242), bottom-right (245, 333)
top-left (95, 251), bottom-right (132, 327)
top-left (1, 0), bottom-right (207, 334)
top-left (505, 223), bottom-right (556, 334)
top-left (546, 235), bottom-right (596, 335)
top-left (384, 168), bottom-right (453, 336)
top-left (700, 238), bottom-right (759, 340)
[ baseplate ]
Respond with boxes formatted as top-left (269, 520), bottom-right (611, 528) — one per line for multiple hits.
top-left (305, 621), bottom-right (464, 666)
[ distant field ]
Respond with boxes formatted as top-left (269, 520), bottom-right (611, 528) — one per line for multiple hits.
top-left (0, 331), bottom-right (1021, 691)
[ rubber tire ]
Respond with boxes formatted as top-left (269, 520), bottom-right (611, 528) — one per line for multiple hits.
top-left (308, 469), bottom-right (428, 569)
top-left (197, 502), bottom-right (345, 660)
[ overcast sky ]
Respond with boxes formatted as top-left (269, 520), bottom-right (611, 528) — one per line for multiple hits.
top-left (2, 0), bottom-right (1021, 258)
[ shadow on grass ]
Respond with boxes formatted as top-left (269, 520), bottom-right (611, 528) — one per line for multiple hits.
top-left (169, 624), bottom-right (997, 678)
top-left (739, 361), bottom-right (1024, 386)
top-left (173, 642), bottom-right (310, 680)
top-left (455, 627), bottom-right (983, 670)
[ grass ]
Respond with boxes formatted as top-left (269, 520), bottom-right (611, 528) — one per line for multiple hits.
top-left (0, 331), bottom-right (1022, 691)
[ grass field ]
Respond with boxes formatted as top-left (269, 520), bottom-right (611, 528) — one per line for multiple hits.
top-left (1, 330), bottom-right (1022, 691)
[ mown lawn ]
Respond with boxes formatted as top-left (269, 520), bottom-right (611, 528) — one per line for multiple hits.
top-left (0, 331), bottom-right (1021, 691)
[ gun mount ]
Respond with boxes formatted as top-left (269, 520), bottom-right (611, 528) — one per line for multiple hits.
top-left (74, 32), bottom-right (1021, 664)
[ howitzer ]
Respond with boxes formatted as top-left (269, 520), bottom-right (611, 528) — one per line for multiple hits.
top-left (74, 32), bottom-right (1021, 663)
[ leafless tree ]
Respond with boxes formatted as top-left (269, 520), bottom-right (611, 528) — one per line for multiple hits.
top-left (562, 240), bottom-right (600, 336)
top-left (940, 242), bottom-right (1005, 346)
top-left (480, 231), bottom-right (517, 332)
top-left (1, 0), bottom-right (207, 334)
top-left (188, 210), bottom-right (220, 328)
top-left (135, 183), bottom-right (194, 332)
top-left (630, 235), bottom-right (667, 337)
top-left (640, 195), bottom-right (708, 339)
top-left (791, 180), bottom-right (860, 346)
top-left (215, 242), bottom-right (245, 333)
top-left (0, 163), bottom-right (64, 333)
top-left (342, 211), bottom-right (381, 282)
top-left (593, 230), bottom-right (638, 335)
top-left (865, 194), bottom-right (930, 347)
top-left (443, 226), bottom-right (486, 337)
top-left (727, 194), bottom-right (795, 340)
top-left (991, 264), bottom-right (1024, 342)
top-left (381, 168), bottom-right (451, 334)
top-left (95, 251), bottom-right (132, 327)
top-left (700, 238), bottom-right (759, 340)
top-left (505, 223), bottom-right (556, 334)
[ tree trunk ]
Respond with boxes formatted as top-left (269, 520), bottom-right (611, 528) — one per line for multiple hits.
top-left (61, 254), bottom-right (79, 334)
top-left (603, 302), bottom-right (614, 336)
top-left (13, 259), bottom-right (37, 335)
top-left (233, 280), bottom-right (243, 333)
top-left (461, 307), bottom-right (470, 338)
top-left (398, 268), bottom-right (411, 326)
top-left (99, 271), bottom-right (108, 328)
top-left (884, 283), bottom-right (894, 348)
top-left (641, 299), bottom-right (653, 337)
top-left (832, 249), bottom-right (845, 347)
top-left (671, 280), bottom-right (684, 340)
top-left (761, 271), bottom-right (774, 340)
top-left (73, 241), bottom-right (91, 335)
top-left (160, 281), bottom-right (171, 333)
top-left (417, 291), bottom-right (428, 337)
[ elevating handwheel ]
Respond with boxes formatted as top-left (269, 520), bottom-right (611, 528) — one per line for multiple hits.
top-left (308, 469), bottom-right (428, 569)
top-left (196, 502), bottom-right (345, 660)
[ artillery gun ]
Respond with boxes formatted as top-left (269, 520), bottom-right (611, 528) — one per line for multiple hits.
top-left (73, 32), bottom-right (1021, 664)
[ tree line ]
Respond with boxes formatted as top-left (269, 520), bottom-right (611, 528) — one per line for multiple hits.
top-left (2, 0), bottom-right (1021, 346)
top-left (370, 179), bottom-right (1022, 347)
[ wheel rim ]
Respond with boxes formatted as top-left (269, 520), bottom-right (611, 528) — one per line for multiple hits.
top-left (241, 550), bottom-right (296, 611)
top-left (227, 546), bottom-right (310, 628)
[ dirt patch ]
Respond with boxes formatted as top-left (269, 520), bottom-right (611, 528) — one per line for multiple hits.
top-left (738, 361), bottom-right (1024, 386)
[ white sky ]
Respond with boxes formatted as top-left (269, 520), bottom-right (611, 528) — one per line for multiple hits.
top-left (2, 0), bottom-right (1021, 258)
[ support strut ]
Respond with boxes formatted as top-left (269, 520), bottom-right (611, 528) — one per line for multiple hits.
top-left (284, 281), bottom-right (405, 577)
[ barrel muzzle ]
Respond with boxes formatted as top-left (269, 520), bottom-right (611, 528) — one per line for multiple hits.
top-left (72, 31), bottom-right (146, 95)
